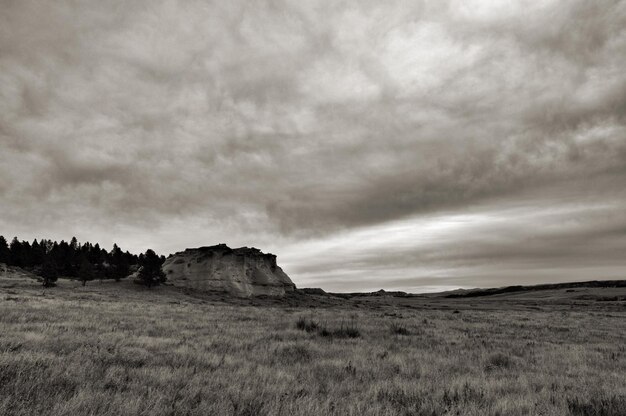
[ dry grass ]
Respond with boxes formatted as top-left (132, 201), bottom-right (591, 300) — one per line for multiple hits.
top-left (1, 276), bottom-right (625, 415)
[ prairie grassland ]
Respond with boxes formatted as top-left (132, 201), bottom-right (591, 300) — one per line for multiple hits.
top-left (1, 276), bottom-right (625, 416)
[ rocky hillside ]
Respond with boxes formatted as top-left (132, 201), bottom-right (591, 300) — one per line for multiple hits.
top-left (0, 263), bottom-right (40, 281)
top-left (162, 244), bottom-right (296, 297)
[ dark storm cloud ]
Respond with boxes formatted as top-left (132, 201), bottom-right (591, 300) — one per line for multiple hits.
top-left (1, 0), bottom-right (625, 290)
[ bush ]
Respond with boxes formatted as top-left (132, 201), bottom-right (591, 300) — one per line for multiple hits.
top-left (318, 326), bottom-right (331, 337)
top-left (390, 322), bottom-right (410, 335)
top-left (295, 317), bottom-right (319, 332)
top-left (41, 255), bottom-right (58, 288)
top-left (137, 249), bottom-right (166, 288)
top-left (295, 317), bottom-right (360, 338)
top-left (321, 320), bottom-right (360, 339)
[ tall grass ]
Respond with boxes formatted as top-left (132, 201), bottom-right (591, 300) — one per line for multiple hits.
top-left (1, 277), bottom-right (625, 415)
top-left (296, 316), bottom-right (360, 338)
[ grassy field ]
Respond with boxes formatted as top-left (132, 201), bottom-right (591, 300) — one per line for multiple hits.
top-left (1, 274), bottom-right (625, 416)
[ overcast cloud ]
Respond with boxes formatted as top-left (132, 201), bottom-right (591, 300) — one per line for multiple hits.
top-left (1, 0), bottom-right (625, 292)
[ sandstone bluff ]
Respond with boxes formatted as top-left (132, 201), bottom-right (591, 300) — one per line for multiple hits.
top-left (162, 244), bottom-right (296, 297)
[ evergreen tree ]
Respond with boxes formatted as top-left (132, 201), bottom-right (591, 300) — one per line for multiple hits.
top-left (67, 237), bottom-right (79, 277)
top-left (95, 263), bottom-right (105, 283)
top-left (31, 239), bottom-right (44, 266)
top-left (40, 239), bottom-right (52, 254)
top-left (78, 257), bottom-right (94, 286)
top-left (89, 243), bottom-right (103, 265)
top-left (125, 251), bottom-right (138, 266)
top-left (41, 255), bottom-right (58, 287)
top-left (50, 241), bottom-right (60, 266)
top-left (70, 237), bottom-right (79, 252)
top-left (0, 236), bottom-right (9, 264)
top-left (2, 235), bottom-right (163, 286)
top-left (9, 237), bottom-right (22, 267)
top-left (116, 256), bottom-right (130, 281)
top-left (110, 244), bottom-right (130, 282)
top-left (57, 240), bottom-right (72, 276)
top-left (138, 249), bottom-right (166, 288)
top-left (20, 240), bottom-right (33, 268)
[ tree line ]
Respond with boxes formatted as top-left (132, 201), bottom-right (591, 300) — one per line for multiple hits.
top-left (0, 235), bottom-right (166, 288)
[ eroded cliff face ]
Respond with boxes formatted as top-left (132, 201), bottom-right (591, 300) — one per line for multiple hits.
top-left (162, 244), bottom-right (296, 297)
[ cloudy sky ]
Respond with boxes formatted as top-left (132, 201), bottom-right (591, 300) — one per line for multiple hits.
top-left (1, 0), bottom-right (625, 292)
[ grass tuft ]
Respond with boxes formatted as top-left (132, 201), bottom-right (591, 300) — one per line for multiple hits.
top-left (277, 343), bottom-right (313, 364)
top-left (390, 322), bottom-right (410, 335)
top-left (295, 316), bottom-right (319, 332)
top-left (484, 352), bottom-right (513, 371)
top-left (567, 395), bottom-right (626, 416)
top-left (296, 317), bottom-right (360, 338)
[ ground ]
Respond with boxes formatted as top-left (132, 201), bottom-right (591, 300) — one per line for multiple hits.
top-left (1, 273), bottom-right (625, 416)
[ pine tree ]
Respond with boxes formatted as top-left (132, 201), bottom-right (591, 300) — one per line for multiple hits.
top-left (67, 237), bottom-right (79, 277)
top-left (41, 255), bottom-right (58, 287)
top-left (0, 236), bottom-right (9, 265)
top-left (20, 240), bottom-right (33, 268)
top-left (50, 241), bottom-right (60, 266)
top-left (78, 257), bottom-right (94, 287)
top-left (31, 239), bottom-right (44, 266)
top-left (57, 240), bottom-right (72, 276)
top-left (125, 251), bottom-right (138, 266)
top-left (89, 243), bottom-right (103, 265)
top-left (40, 239), bottom-right (52, 254)
top-left (95, 263), bottom-right (105, 283)
top-left (9, 237), bottom-right (22, 267)
top-left (138, 249), bottom-right (166, 288)
top-left (70, 237), bottom-right (79, 252)
top-left (110, 244), bottom-right (129, 282)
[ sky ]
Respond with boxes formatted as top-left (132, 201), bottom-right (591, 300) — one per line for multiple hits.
top-left (1, 0), bottom-right (625, 292)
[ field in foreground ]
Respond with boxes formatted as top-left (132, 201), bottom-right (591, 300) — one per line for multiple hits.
top-left (1, 275), bottom-right (626, 416)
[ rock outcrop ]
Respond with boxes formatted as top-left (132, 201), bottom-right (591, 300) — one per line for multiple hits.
top-left (162, 244), bottom-right (296, 297)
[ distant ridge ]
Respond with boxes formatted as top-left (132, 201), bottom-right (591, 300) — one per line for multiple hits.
top-left (444, 280), bottom-right (626, 298)
top-left (296, 280), bottom-right (626, 299)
